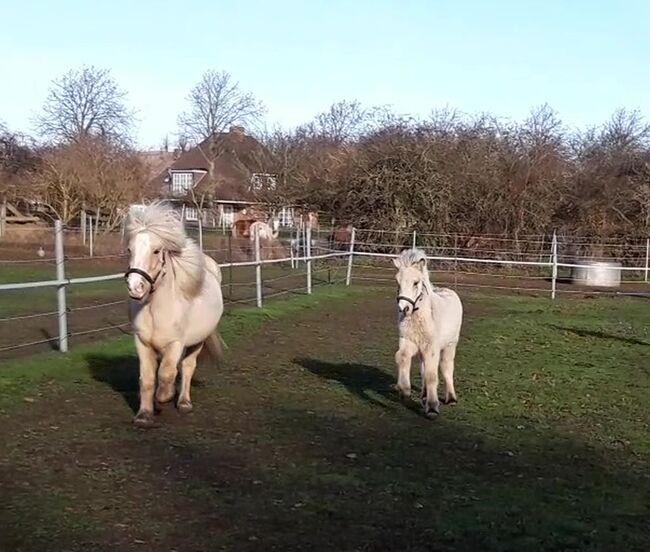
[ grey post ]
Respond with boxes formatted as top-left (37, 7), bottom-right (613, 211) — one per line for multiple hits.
top-left (54, 220), bottom-right (69, 352)
top-left (645, 238), bottom-right (649, 282)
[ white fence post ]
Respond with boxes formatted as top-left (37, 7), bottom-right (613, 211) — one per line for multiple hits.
top-left (89, 216), bottom-right (94, 257)
top-left (346, 227), bottom-right (356, 286)
top-left (54, 220), bottom-right (69, 353)
top-left (645, 238), bottom-right (650, 282)
top-left (306, 224), bottom-right (312, 294)
top-left (551, 231), bottom-right (558, 300)
top-left (412, 230), bottom-right (417, 249)
top-left (255, 228), bottom-right (262, 308)
top-left (198, 213), bottom-right (203, 251)
top-left (81, 209), bottom-right (86, 245)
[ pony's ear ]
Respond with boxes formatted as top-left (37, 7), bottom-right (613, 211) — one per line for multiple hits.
top-left (392, 257), bottom-right (401, 269)
top-left (417, 258), bottom-right (427, 271)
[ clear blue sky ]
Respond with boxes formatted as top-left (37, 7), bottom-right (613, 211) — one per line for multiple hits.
top-left (2, 0), bottom-right (649, 147)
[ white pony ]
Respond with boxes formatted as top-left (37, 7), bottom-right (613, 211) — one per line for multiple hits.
top-left (249, 219), bottom-right (279, 242)
top-left (125, 202), bottom-right (224, 427)
top-left (393, 249), bottom-right (463, 418)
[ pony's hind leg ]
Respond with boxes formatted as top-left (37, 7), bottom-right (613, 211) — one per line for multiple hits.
top-left (394, 338), bottom-right (417, 398)
top-left (177, 343), bottom-right (204, 413)
top-left (155, 341), bottom-right (184, 405)
top-left (440, 343), bottom-right (458, 405)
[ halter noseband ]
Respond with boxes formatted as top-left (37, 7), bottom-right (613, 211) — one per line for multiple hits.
top-left (124, 251), bottom-right (166, 294)
top-left (396, 290), bottom-right (424, 313)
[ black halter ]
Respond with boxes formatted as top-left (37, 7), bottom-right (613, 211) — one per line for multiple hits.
top-left (396, 291), bottom-right (424, 313)
top-left (124, 252), bottom-right (166, 294)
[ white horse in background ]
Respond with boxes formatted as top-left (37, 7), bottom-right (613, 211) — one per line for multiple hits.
top-left (393, 249), bottom-right (463, 418)
top-left (125, 202), bottom-right (224, 427)
top-left (249, 219), bottom-right (279, 242)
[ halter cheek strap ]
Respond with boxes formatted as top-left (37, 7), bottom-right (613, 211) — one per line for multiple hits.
top-left (124, 252), bottom-right (166, 294)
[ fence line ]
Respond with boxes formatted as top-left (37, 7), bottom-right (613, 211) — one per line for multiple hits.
top-left (1, 221), bottom-right (650, 355)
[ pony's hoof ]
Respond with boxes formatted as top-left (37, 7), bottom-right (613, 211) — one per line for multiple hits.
top-left (424, 403), bottom-right (440, 419)
top-left (445, 396), bottom-right (458, 406)
top-left (395, 385), bottom-right (411, 400)
top-left (133, 410), bottom-right (155, 428)
top-left (177, 400), bottom-right (193, 414)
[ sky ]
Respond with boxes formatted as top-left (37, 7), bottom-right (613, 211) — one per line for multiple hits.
top-left (2, 0), bottom-right (650, 148)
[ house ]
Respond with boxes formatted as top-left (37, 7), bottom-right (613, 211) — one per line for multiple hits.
top-left (151, 126), bottom-right (293, 228)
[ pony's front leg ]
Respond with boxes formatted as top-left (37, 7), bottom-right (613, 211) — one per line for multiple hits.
top-left (177, 343), bottom-right (203, 413)
top-left (134, 336), bottom-right (158, 427)
top-left (155, 341), bottom-right (184, 405)
top-left (422, 347), bottom-right (441, 419)
top-left (394, 338), bottom-right (417, 398)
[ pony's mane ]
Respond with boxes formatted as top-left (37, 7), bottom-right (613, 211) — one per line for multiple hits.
top-left (126, 202), bottom-right (205, 298)
top-left (395, 248), bottom-right (434, 291)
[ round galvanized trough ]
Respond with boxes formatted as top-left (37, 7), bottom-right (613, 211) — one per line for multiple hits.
top-left (571, 260), bottom-right (622, 288)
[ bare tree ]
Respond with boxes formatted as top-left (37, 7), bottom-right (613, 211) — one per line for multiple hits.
top-left (314, 100), bottom-right (368, 144)
top-left (177, 70), bottom-right (266, 142)
top-left (35, 66), bottom-right (133, 143)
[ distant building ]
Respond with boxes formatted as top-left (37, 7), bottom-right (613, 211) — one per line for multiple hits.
top-left (150, 126), bottom-right (291, 228)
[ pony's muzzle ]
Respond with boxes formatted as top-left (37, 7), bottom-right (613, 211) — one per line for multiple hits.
top-left (397, 301), bottom-right (412, 317)
top-left (126, 273), bottom-right (149, 300)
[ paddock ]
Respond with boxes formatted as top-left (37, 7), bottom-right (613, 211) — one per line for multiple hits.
top-left (0, 286), bottom-right (648, 551)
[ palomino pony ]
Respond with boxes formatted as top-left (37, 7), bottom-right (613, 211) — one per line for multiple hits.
top-left (124, 202), bottom-right (224, 427)
top-left (249, 219), bottom-right (280, 242)
top-left (393, 249), bottom-right (463, 418)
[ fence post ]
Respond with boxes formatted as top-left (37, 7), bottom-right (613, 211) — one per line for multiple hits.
top-left (198, 213), bottom-right (203, 251)
top-left (0, 199), bottom-right (6, 238)
top-left (551, 230), bottom-right (558, 300)
top-left (346, 227), bottom-right (356, 286)
top-left (81, 206), bottom-right (86, 245)
top-left (645, 238), bottom-right (650, 282)
top-left (89, 216), bottom-right (94, 257)
top-left (412, 230), bottom-right (417, 249)
top-left (228, 233), bottom-right (233, 302)
top-left (54, 220), bottom-right (69, 353)
top-left (306, 224), bottom-right (312, 294)
top-left (255, 228), bottom-right (262, 308)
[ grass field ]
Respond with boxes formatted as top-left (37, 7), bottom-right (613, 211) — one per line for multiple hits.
top-left (0, 287), bottom-right (648, 551)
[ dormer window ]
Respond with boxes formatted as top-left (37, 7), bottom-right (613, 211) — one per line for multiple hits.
top-left (250, 173), bottom-right (277, 191)
top-left (171, 172), bottom-right (193, 195)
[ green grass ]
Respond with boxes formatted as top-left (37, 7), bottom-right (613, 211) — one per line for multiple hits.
top-left (0, 289), bottom-right (648, 551)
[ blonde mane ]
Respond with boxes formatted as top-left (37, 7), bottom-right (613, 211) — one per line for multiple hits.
top-left (395, 248), bottom-right (434, 292)
top-left (126, 201), bottom-right (205, 298)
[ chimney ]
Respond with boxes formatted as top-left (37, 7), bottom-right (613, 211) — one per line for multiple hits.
top-left (229, 126), bottom-right (246, 141)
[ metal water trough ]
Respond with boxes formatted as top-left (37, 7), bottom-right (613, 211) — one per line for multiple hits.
top-left (571, 260), bottom-right (622, 288)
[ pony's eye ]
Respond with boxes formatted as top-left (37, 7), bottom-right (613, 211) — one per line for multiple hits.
top-left (153, 249), bottom-right (160, 255)
top-left (127, 248), bottom-right (131, 254)
top-left (414, 281), bottom-right (420, 287)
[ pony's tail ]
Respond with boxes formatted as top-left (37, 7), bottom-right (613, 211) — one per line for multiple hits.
top-left (200, 331), bottom-right (227, 368)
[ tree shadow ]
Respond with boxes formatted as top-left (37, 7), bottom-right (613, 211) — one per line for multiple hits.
top-left (549, 324), bottom-right (650, 347)
top-left (295, 357), bottom-right (422, 415)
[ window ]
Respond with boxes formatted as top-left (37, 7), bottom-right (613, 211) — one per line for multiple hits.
top-left (184, 207), bottom-right (199, 221)
top-left (171, 172), bottom-right (193, 195)
top-left (277, 207), bottom-right (293, 227)
top-left (220, 204), bottom-right (234, 227)
top-left (250, 173), bottom-right (277, 191)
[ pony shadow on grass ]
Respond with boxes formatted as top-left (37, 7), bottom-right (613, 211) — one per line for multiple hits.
top-left (86, 353), bottom-right (140, 413)
top-left (85, 352), bottom-right (208, 414)
top-left (295, 357), bottom-right (422, 414)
